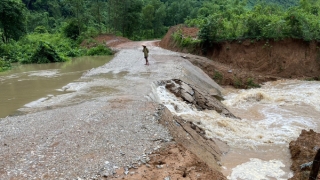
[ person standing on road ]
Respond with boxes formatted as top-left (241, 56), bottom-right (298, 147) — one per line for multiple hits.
top-left (142, 45), bottom-right (149, 65)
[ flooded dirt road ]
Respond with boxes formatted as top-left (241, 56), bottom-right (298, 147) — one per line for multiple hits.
top-left (1, 39), bottom-right (319, 180)
top-left (0, 41), bottom-right (222, 179)
top-left (0, 56), bottom-right (113, 118)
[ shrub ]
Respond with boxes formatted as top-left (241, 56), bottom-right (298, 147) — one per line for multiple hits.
top-left (26, 41), bottom-right (67, 64)
top-left (198, 15), bottom-right (225, 44)
top-left (0, 32), bottom-right (86, 66)
top-left (0, 57), bottom-right (11, 72)
top-left (65, 48), bottom-right (85, 57)
top-left (34, 26), bottom-right (48, 34)
top-left (86, 44), bottom-right (113, 56)
top-left (0, 42), bottom-right (24, 63)
top-left (172, 28), bottom-right (201, 50)
top-left (246, 78), bottom-right (261, 88)
top-left (213, 71), bottom-right (223, 83)
top-left (233, 77), bottom-right (243, 88)
top-left (63, 20), bottom-right (82, 40)
top-left (23, 33), bottom-right (84, 58)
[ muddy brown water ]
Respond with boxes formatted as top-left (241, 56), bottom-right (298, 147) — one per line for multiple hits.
top-left (157, 79), bottom-right (320, 179)
top-left (1, 41), bottom-right (320, 179)
top-left (220, 81), bottom-right (320, 179)
top-left (0, 56), bottom-right (112, 118)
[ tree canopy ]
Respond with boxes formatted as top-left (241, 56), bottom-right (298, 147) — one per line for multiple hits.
top-left (0, 0), bottom-right (26, 43)
top-left (186, 0), bottom-right (320, 43)
top-left (2, 0), bottom-right (320, 69)
top-left (6, 0), bottom-right (318, 43)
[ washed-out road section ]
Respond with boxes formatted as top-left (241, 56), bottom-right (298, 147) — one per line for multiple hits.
top-left (0, 41), bottom-right (222, 179)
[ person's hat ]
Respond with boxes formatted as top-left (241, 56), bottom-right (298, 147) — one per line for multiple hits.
top-left (142, 44), bottom-right (146, 47)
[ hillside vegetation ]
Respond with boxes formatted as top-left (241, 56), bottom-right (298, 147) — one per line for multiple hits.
top-left (0, 0), bottom-right (319, 71)
top-left (186, 0), bottom-right (320, 45)
top-left (246, 0), bottom-right (298, 8)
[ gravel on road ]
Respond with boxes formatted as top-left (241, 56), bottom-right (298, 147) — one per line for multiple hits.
top-left (0, 41), bottom-right (222, 179)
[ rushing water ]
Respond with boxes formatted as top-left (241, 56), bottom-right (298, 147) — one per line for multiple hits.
top-left (156, 79), bottom-right (320, 180)
top-left (0, 56), bottom-right (112, 118)
top-left (1, 51), bottom-right (320, 179)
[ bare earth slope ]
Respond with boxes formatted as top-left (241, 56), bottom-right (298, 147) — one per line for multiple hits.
top-left (160, 25), bottom-right (320, 87)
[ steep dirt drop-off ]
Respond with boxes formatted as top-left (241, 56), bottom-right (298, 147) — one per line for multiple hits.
top-left (160, 25), bottom-right (320, 86)
top-left (110, 106), bottom-right (227, 180)
top-left (289, 130), bottom-right (320, 180)
top-left (113, 144), bottom-right (226, 180)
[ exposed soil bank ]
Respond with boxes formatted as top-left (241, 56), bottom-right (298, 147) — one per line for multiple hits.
top-left (109, 106), bottom-right (227, 180)
top-left (160, 25), bottom-right (320, 87)
top-left (289, 130), bottom-right (320, 180)
top-left (111, 144), bottom-right (226, 180)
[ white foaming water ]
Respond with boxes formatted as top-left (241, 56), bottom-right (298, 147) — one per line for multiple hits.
top-left (158, 80), bottom-right (320, 146)
top-left (228, 158), bottom-right (288, 180)
top-left (156, 81), bottom-right (319, 147)
top-left (224, 79), bottom-right (320, 112)
top-left (155, 80), bottom-right (320, 179)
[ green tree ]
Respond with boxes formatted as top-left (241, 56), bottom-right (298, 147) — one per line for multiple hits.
top-left (142, 0), bottom-right (166, 38)
top-left (165, 0), bottom-right (199, 26)
top-left (107, 0), bottom-right (143, 38)
top-left (142, 4), bottom-right (154, 37)
top-left (25, 11), bottom-right (49, 33)
top-left (121, 0), bottom-right (143, 38)
top-left (90, 0), bottom-right (107, 33)
top-left (0, 0), bottom-right (26, 43)
top-left (64, 0), bottom-right (87, 36)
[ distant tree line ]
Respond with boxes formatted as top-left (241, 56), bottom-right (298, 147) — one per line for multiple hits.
top-left (186, 0), bottom-right (320, 45)
top-left (3, 0), bottom-right (313, 44)
top-left (2, 0), bottom-right (320, 69)
top-left (16, 0), bottom-right (203, 40)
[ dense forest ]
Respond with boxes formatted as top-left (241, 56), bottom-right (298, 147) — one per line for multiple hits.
top-left (1, 0), bottom-right (319, 71)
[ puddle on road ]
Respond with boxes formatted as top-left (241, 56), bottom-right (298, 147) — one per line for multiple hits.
top-left (0, 56), bottom-right (113, 118)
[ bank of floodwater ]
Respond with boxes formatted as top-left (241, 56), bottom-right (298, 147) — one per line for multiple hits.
top-left (0, 56), bottom-right (113, 118)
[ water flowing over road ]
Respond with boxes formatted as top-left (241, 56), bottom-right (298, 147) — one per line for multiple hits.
top-left (0, 40), bottom-right (319, 179)
top-left (0, 41), bottom-right (222, 179)
top-left (0, 56), bottom-right (113, 118)
top-left (157, 78), bottom-right (320, 179)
